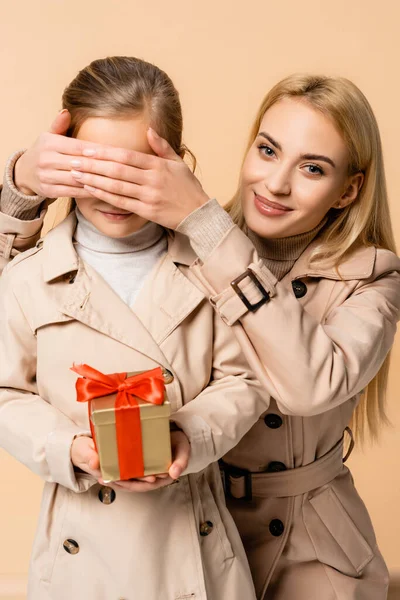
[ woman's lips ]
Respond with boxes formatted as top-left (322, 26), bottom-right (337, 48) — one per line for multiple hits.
top-left (254, 192), bottom-right (293, 217)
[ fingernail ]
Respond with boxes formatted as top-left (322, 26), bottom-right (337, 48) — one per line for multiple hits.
top-left (170, 466), bottom-right (179, 479)
top-left (71, 170), bottom-right (82, 179)
top-left (59, 108), bottom-right (69, 114)
top-left (83, 148), bottom-right (96, 157)
top-left (84, 185), bottom-right (97, 193)
top-left (149, 127), bottom-right (160, 139)
top-left (70, 159), bottom-right (82, 168)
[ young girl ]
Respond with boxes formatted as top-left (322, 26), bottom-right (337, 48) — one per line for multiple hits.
top-left (19, 74), bottom-right (398, 600)
top-left (0, 57), bottom-right (269, 600)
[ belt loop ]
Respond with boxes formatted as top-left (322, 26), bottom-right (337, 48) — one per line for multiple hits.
top-left (343, 427), bottom-right (355, 463)
top-left (219, 460), bottom-right (253, 501)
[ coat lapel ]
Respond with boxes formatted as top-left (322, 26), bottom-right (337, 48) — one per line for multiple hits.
top-left (61, 263), bottom-right (172, 367)
top-left (289, 239), bottom-right (377, 281)
top-left (132, 234), bottom-right (205, 345)
top-left (42, 216), bottom-right (205, 369)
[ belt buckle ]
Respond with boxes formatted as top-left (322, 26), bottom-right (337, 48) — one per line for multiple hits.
top-left (220, 461), bottom-right (253, 501)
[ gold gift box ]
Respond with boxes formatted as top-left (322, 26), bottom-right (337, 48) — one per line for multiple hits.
top-left (90, 375), bottom-right (171, 483)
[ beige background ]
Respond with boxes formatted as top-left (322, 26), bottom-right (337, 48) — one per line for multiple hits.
top-left (1, 0), bottom-right (400, 597)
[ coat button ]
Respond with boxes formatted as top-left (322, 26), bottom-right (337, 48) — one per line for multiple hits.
top-left (292, 280), bottom-right (307, 298)
top-left (98, 486), bottom-right (116, 505)
top-left (199, 521), bottom-right (214, 536)
top-left (162, 368), bottom-right (174, 384)
top-left (63, 539), bottom-right (80, 554)
top-left (264, 414), bottom-right (283, 429)
top-left (269, 519), bottom-right (285, 537)
top-left (267, 461), bottom-right (287, 472)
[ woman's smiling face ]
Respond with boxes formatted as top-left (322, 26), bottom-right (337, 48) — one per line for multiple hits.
top-left (240, 97), bottom-right (363, 239)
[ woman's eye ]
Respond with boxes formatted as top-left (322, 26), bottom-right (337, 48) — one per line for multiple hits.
top-left (258, 144), bottom-right (275, 157)
top-left (305, 164), bottom-right (324, 176)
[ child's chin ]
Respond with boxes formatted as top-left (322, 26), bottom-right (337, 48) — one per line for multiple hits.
top-left (97, 223), bottom-right (143, 239)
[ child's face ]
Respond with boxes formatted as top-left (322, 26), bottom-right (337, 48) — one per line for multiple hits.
top-left (240, 98), bottom-right (364, 239)
top-left (75, 115), bottom-right (152, 238)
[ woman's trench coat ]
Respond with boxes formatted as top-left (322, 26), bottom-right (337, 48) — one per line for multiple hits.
top-left (186, 222), bottom-right (400, 600)
top-left (0, 212), bottom-right (269, 600)
top-left (1, 198), bottom-right (400, 600)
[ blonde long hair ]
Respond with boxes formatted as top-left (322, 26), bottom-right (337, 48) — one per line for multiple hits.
top-left (226, 74), bottom-right (397, 441)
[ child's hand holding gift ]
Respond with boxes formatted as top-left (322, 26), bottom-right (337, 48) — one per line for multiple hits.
top-left (71, 435), bottom-right (101, 479)
top-left (101, 430), bottom-right (190, 493)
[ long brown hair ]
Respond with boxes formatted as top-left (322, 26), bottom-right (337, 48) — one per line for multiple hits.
top-left (226, 74), bottom-right (397, 442)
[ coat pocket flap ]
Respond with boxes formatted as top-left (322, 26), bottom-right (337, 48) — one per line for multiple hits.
top-left (305, 486), bottom-right (374, 576)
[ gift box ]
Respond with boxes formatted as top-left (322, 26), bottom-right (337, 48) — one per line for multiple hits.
top-left (71, 364), bottom-right (172, 482)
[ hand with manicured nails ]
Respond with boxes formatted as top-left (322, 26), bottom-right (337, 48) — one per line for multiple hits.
top-left (101, 430), bottom-right (191, 493)
top-left (13, 110), bottom-right (98, 199)
top-left (70, 435), bottom-right (101, 479)
top-left (70, 128), bottom-right (210, 229)
top-left (13, 112), bottom-right (209, 227)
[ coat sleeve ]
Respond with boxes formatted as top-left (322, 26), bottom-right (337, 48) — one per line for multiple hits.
top-left (187, 225), bottom-right (400, 417)
top-left (171, 309), bottom-right (267, 475)
top-left (0, 151), bottom-right (47, 275)
top-left (0, 202), bottom-right (46, 274)
top-left (0, 268), bottom-right (93, 492)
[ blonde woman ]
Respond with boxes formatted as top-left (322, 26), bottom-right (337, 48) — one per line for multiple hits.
top-left (2, 75), bottom-right (400, 599)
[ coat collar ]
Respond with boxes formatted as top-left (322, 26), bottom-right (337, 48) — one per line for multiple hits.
top-left (42, 214), bottom-right (197, 283)
top-left (42, 213), bottom-right (80, 282)
top-left (290, 238), bottom-right (377, 281)
top-left (166, 229), bottom-right (198, 267)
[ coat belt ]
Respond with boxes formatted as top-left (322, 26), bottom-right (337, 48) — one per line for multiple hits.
top-left (220, 436), bottom-right (346, 500)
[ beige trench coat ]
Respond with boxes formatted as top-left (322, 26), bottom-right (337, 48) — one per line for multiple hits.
top-left (0, 212), bottom-right (270, 600)
top-left (187, 224), bottom-right (400, 600)
top-left (2, 200), bottom-right (400, 600)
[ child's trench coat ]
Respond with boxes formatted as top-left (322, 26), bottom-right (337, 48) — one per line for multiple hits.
top-left (0, 213), bottom-right (267, 600)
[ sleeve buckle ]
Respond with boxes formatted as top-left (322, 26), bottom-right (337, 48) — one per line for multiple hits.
top-left (230, 269), bottom-right (270, 312)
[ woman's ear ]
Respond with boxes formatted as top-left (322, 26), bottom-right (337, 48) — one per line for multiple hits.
top-left (335, 172), bottom-right (364, 209)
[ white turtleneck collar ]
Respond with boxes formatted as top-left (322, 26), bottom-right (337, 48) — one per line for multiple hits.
top-left (73, 208), bottom-right (168, 307)
top-left (74, 208), bottom-right (165, 254)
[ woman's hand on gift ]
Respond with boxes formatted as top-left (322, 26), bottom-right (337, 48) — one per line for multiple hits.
top-left (101, 430), bottom-right (191, 493)
top-left (70, 435), bottom-right (101, 479)
top-left (70, 128), bottom-right (210, 230)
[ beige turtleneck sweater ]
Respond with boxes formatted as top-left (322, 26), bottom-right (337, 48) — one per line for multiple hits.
top-left (1, 150), bottom-right (45, 220)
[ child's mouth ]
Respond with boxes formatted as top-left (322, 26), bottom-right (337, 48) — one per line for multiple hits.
top-left (98, 211), bottom-right (133, 221)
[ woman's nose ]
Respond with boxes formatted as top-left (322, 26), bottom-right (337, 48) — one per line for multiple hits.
top-left (265, 165), bottom-right (291, 196)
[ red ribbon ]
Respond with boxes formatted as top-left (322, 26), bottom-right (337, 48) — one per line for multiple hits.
top-left (71, 364), bottom-right (165, 479)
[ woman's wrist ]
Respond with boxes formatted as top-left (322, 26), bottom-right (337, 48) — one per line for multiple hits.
top-left (13, 152), bottom-right (36, 196)
top-left (177, 199), bottom-right (234, 261)
top-left (1, 150), bottom-right (45, 220)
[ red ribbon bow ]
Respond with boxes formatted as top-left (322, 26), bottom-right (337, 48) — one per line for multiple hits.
top-left (71, 364), bottom-right (165, 479)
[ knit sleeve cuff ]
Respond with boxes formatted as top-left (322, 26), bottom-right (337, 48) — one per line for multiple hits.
top-left (176, 198), bottom-right (234, 261)
top-left (1, 150), bottom-right (46, 220)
